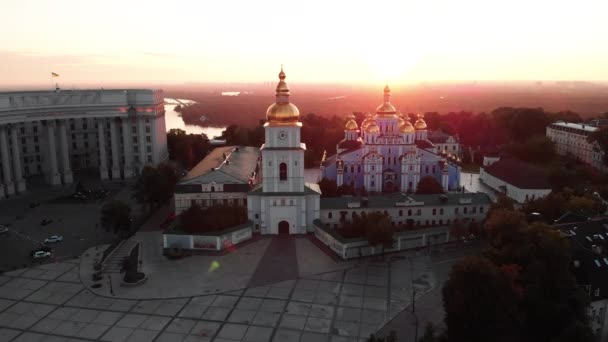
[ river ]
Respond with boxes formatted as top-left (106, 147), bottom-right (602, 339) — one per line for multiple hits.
top-left (164, 98), bottom-right (226, 138)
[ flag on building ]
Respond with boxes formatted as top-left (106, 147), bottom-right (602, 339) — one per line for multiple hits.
top-left (51, 72), bottom-right (59, 77)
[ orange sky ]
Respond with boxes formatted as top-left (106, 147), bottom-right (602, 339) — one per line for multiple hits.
top-left (1, 0), bottom-right (607, 86)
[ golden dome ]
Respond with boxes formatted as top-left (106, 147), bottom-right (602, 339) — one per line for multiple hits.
top-left (397, 114), bottom-right (406, 127)
top-left (400, 120), bottom-right (415, 133)
top-left (366, 122), bottom-right (380, 134)
top-left (414, 114), bottom-right (427, 130)
top-left (361, 113), bottom-right (374, 129)
top-left (345, 118), bottom-right (358, 131)
top-left (266, 66), bottom-right (300, 125)
top-left (375, 83), bottom-right (397, 117)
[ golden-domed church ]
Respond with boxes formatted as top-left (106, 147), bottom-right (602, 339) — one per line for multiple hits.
top-left (247, 67), bottom-right (321, 235)
top-left (321, 85), bottom-right (461, 193)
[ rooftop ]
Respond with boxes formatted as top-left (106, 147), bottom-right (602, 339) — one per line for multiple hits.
top-left (483, 158), bottom-right (551, 190)
top-left (180, 146), bottom-right (259, 185)
top-left (320, 192), bottom-right (491, 210)
top-left (555, 218), bottom-right (608, 301)
top-left (550, 121), bottom-right (600, 132)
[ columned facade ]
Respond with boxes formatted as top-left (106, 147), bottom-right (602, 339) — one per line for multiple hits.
top-left (0, 126), bottom-right (15, 195)
top-left (0, 89), bottom-right (167, 199)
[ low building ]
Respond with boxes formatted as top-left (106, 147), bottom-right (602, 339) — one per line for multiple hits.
top-left (479, 157), bottom-right (551, 203)
top-left (173, 146), bottom-right (260, 214)
top-left (555, 218), bottom-right (608, 341)
top-left (320, 192), bottom-right (491, 230)
top-left (427, 130), bottom-right (460, 156)
top-left (546, 121), bottom-right (607, 173)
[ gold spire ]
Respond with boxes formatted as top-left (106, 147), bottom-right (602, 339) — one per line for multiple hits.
top-left (266, 66), bottom-right (300, 125)
top-left (376, 83), bottom-right (397, 117)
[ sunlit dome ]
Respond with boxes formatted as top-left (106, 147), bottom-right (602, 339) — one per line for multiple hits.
top-left (400, 116), bottom-right (415, 133)
top-left (375, 84), bottom-right (397, 117)
top-left (414, 114), bottom-right (427, 130)
top-left (366, 121), bottom-right (380, 133)
top-left (345, 118), bottom-right (358, 131)
top-left (266, 66), bottom-right (300, 125)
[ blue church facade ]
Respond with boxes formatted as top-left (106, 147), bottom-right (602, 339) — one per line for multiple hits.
top-left (321, 85), bottom-right (461, 193)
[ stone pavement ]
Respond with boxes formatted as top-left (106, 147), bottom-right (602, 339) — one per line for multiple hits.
top-left (0, 246), bottom-right (435, 342)
top-left (248, 237), bottom-right (299, 288)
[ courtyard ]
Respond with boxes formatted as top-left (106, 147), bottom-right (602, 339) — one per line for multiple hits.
top-left (0, 234), bottom-right (453, 342)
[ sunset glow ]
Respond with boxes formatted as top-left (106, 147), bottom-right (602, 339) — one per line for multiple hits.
top-left (1, 0), bottom-right (607, 86)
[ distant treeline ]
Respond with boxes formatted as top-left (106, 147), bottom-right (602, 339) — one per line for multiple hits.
top-left (218, 108), bottom-right (606, 168)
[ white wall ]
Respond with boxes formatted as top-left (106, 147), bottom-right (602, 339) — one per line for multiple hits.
top-left (479, 168), bottom-right (551, 203)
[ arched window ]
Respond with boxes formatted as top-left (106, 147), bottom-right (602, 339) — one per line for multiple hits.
top-left (279, 162), bottom-right (287, 181)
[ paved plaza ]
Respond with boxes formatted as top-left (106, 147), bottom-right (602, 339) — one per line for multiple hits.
top-left (0, 240), bottom-right (436, 342)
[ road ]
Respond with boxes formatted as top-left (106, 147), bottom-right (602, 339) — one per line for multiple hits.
top-left (0, 179), bottom-right (123, 272)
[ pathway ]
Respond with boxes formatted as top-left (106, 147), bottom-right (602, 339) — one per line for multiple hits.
top-left (247, 236), bottom-right (299, 288)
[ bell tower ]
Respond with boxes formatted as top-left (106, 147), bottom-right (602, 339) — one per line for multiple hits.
top-left (260, 66), bottom-right (305, 193)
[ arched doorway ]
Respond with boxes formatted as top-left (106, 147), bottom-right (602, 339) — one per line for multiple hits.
top-left (278, 221), bottom-right (290, 235)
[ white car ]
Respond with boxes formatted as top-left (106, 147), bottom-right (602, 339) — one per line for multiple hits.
top-left (44, 235), bottom-right (63, 244)
top-left (33, 251), bottom-right (52, 259)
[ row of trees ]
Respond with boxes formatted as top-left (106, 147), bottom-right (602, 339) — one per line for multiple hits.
top-left (427, 204), bottom-right (594, 342)
top-left (339, 211), bottom-right (395, 256)
top-left (181, 203), bottom-right (248, 233)
top-left (132, 164), bottom-right (179, 211)
top-left (167, 128), bottom-right (211, 169)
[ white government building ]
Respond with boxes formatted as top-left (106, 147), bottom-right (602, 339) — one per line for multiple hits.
top-left (0, 89), bottom-right (167, 198)
top-left (546, 120), bottom-right (607, 173)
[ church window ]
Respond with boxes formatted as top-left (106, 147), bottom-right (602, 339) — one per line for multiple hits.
top-left (432, 166), bottom-right (436, 173)
top-left (455, 208), bottom-right (459, 214)
top-left (268, 161), bottom-right (272, 166)
top-left (416, 209), bottom-right (421, 216)
top-left (480, 206), bottom-right (484, 213)
top-left (255, 214), bottom-right (259, 219)
top-left (472, 207), bottom-right (477, 213)
top-left (351, 165), bottom-right (354, 173)
top-left (371, 181), bottom-right (375, 187)
top-left (295, 160), bottom-right (298, 166)
top-left (432, 208), bottom-right (436, 215)
top-left (394, 156), bottom-right (397, 164)
top-left (389, 148), bottom-right (391, 154)
top-left (211, 186), bottom-right (215, 192)
top-left (328, 212), bottom-right (333, 218)
top-left (281, 199), bottom-right (286, 206)
top-left (464, 207), bottom-right (468, 214)
top-left (399, 210), bottom-right (403, 217)
top-left (432, 220), bottom-right (436, 225)
top-left (279, 163), bottom-right (287, 181)
top-left (440, 208), bottom-right (444, 215)
top-left (425, 166), bottom-right (429, 173)
top-left (290, 200), bottom-right (294, 205)
top-left (357, 165), bottom-right (361, 173)
top-left (439, 220), bottom-right (443, 225)
top-left (408, 209), bottom-right (412, 216)
top-left (409, 166), bottom-right (413, 171)
top-left (371, 165), bottom-right (375, 171)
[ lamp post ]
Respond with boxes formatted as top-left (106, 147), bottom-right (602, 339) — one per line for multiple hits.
top-left (108, 275), bottom-right (114, 296)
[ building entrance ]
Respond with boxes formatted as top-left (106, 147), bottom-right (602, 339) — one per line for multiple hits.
top-left (278, 221), bottom-right (290, 235)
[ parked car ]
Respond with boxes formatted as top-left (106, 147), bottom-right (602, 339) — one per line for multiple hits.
top-left (0, 226), bottom-right (8, 235)
top-left (33, 251), bottom-right (52, 259)
top-left (40, 219), bottom-right (53, 226)
top-left (44, 235), bottom-right (64, 244)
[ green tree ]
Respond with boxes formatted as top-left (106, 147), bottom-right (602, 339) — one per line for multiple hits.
top-left (167, 129), bottom-right (210, 168)
top-left (365, 212), bottom-right (395, 257)
top-left (337, 183), bottom-right (356, 196)
top-left (133, 164), bottom-right (178, 210)
top-left (100, 200), bottom-right (132, 237)
top-left (443, 256), bottom-right (520, 342)
top-left (416, 176), bottom-right (444, 195)
top-left (449, 219), bottom-right (467, 240)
